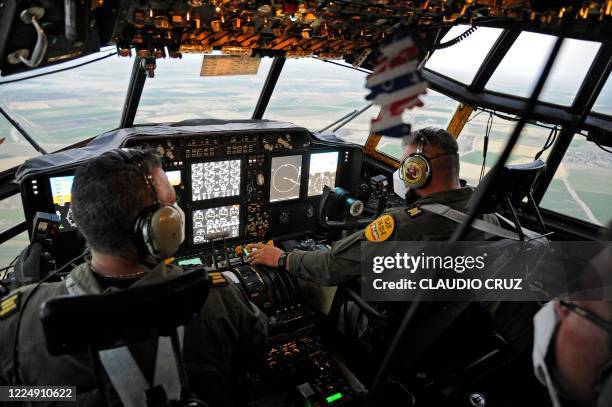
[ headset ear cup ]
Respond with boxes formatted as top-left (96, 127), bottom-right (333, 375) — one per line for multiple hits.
top-left (148, 205), bottom-right (185, 259)
top-left (401, 153), bottom-right (432, 190)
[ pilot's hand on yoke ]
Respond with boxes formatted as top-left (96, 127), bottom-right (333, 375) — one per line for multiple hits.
top-left (14, 242), bottom-right (44, 284)
top-left (247, 243), bottom-right (284, 268)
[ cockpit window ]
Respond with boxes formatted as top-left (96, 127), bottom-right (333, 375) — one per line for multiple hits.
top-left (486, 33), bottom-right (600, 106)
top-left (455, 112), bottom-right (555, 186)
top-left (263, 58), bottom-right (372, 145)
top-left (0, 51), bottom-right (133, 155)
top-left (540, 136), bottom-right (612, 226)
top-left (375, 89), bottom-right (459, 159)
top-left (425, 25), bottom-right (503, 85)
top-left (135, 54), bottom-right (273, 123)
top-left (538, 39), bottom-right (601, 106)
top-left (0, 113), bottom-right (40, 172)
top-left (592, 75), bottom-right (611, 116)
top-left (0, 195), bottom-right (28, 266)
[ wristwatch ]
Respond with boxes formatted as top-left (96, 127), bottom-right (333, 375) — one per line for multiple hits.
top-left (277, 252), bottom-right (289, 269)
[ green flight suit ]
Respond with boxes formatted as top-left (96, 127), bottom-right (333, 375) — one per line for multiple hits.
top-left (0, 262), bottom-right (267, 406)
top-left (287, 187), bottom-right (497, 285)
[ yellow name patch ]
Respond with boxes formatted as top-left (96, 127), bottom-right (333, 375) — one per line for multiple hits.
top-left (0, 293), bottom-right (20, 320)
top-left (364, 214), bottom-right (395, 242)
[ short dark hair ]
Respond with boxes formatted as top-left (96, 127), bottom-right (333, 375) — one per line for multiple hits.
top-left (402, 127), bottom-right (459, 155)
top-left (402, 127), bottom-right (460, 174)
top-left (71, 149), bottom-right (161, 256)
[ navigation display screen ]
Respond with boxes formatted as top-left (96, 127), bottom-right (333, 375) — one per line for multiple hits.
top-left (49, 175), bottom-right (77, 231)
top-left (192, 205), bottom-right (241, 244)
top-left (165, 170), bottom-right (182, 186)
top-left (270, 155), bottom-right (302, 202)
top-left (308, 151), bottom-right (339, 197)
top-left (177, 257), bottom-right (203, 266)
top-left (191, 160), bottom-right (241, 201)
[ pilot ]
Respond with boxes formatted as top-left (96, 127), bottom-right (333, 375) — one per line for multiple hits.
top-left (0, 149), bottom-right (267, 406)
top-left (533, 223), bottom-right (612, 407)
top-left (248, 127), bottom-right (497, 284)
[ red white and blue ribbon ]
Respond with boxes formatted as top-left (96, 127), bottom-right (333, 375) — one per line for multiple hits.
top-left (366, 33), bottom-right (428, 138)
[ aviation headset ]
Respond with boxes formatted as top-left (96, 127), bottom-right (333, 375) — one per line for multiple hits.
top-left (398, 128), bottom-right (458, 190)
top-left (102, 148), bottom-right (185, 260)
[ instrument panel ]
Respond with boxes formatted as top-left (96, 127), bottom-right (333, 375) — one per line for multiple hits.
top-left (124, 128), bottom-right (363, 250)
top-left (20, 128), bottom-right (363, 255)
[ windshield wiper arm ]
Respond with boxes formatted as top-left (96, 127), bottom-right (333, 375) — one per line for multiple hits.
top-left (332, 103), bottom-right (373, 132)
top-left (319, 109), bottom-right (358, 132)
top-left (319, 103), bottom-right (374, 133)
top-left (0, 107), bottom-right (47, 155)
top-left (312, 56), bottom-right (372, 74)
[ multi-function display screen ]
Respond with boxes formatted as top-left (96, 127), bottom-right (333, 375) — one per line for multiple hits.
top-left (165, 170), bottom-right (182, 186)
top-left (49, 175), bottom-right (77, 231)
top-left (192, 205), bottom-right (241, 244)
top-left (270, 155), bottom-right (302, 203)
top-left (191, 160), bottom-right (241, 201)
top-left (308, 151), bottom-right (339, 197)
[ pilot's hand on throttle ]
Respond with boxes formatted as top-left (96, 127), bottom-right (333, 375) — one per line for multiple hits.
top-left (247, 243), bottom-right (283, 268)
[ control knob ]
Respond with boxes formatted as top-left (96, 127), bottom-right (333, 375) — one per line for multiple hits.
top-left (279, 210), bottom-right (291, 224)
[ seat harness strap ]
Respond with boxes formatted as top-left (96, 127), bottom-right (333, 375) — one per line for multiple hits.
top-left (64, 275), bottom-right (184, 406)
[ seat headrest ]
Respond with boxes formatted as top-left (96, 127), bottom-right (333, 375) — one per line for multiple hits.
top-left (40, 269), bottom-right (210, 355)
top-left (468, 160), bottom-right (546, 213)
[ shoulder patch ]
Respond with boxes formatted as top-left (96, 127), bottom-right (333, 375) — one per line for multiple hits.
top-left (209, 272), bottom-right (228, 287)
top-left (406, 206), bottom-right (423, 218)
top-left (0, 292), bottom-right (20, 320)
top-left (364, 214), bottom-right (395, 242)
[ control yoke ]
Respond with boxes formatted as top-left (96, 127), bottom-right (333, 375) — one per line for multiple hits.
top-left (318, 186), bottom-right (384, 230)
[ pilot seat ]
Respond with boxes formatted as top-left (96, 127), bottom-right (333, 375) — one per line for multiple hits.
top-left (40, 269), bottom-right (210, 407)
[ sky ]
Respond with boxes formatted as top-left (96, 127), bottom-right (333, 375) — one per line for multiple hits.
top-left (425, 25), bottom-right (604, 103)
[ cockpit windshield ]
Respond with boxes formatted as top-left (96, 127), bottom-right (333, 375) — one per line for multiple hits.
top-left (486, 33), bottom-right (601, 106)
top-left (0, 49), bottom-right (133, 168)
top-left (263, 58), bottom-right (373, 145)
top-left (134, 54), bottom-right (272, 123)
top-left (134, 55), bottom-right (375, 146)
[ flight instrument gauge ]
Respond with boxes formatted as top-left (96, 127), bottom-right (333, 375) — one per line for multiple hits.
top-left (66, 207), bottom-right (77, 227)
top-left (305, 205), bottom-right (315, 219)
top-left (270, 155), bottom-right (302, 202)
top-left (273, 164), bottom-right (300, 193)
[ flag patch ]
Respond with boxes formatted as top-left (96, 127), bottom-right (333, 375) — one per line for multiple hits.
top-left (364, 215), bottom-right (395, 242)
